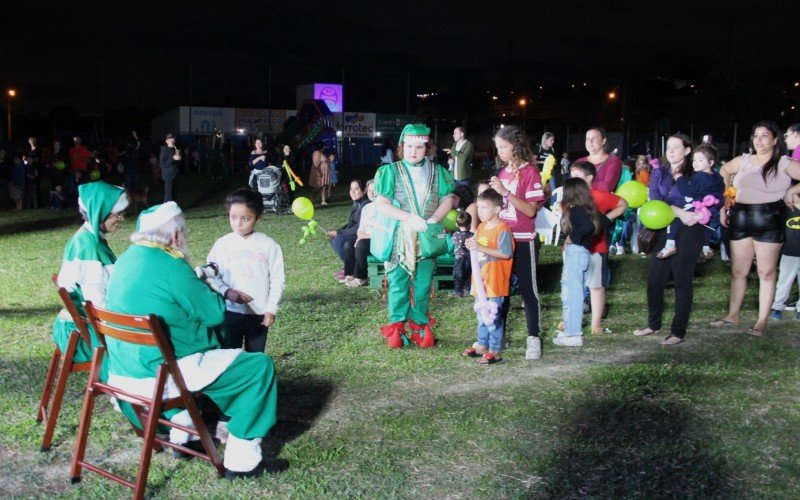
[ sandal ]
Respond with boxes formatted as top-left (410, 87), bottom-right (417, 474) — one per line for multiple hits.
top-left (633, 327), bottom-right (659, 336)
top-left (477, 352), bottom-right (501, 365)
top-left (656, 246), bottom-right (678, 259)
top-left (461, 347), bottom-right (482, 357)
top-left (746, 325), bottom-right (766, 337)
top-left (660, 335), bottom-right (684, 345)
top-left (709, 318), bottom-right (739, 327)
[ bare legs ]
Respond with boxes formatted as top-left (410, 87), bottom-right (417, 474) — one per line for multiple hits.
top-left (721, 238), bottom-right (782, 329)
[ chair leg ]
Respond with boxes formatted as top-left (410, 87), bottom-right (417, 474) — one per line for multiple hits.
top-left (70, 377), bottom-right (97, 484)
top-left (41, 332), bottom-right (82, 452)
top-left (37, 348), bottom-right (61, 423)
top-left (132, 368), bottom-right (168, 499)
top-left (70, 346), bottom-right (105, 484)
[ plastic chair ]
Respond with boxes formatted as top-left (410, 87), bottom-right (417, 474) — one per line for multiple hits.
top-left (36, 274), bottom-right (93, 452)
top-left (535, 208), bottom-right (561, 245)
top-left (72, 302), bottom-right (224, 500)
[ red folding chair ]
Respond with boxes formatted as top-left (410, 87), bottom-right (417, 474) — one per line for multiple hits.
top-left (36, 274), bottom-right (93, 452)
top-left (72, 302), bottom-right (224, 500)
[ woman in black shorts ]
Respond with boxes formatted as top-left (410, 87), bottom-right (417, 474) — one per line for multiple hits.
top-left (712, 121), bottom-right (800, 336)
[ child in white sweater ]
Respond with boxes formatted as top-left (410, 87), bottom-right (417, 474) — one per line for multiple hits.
top-left (207, 188), bottom-right (285, 352)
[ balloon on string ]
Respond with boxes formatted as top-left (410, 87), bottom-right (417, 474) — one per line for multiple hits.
top-left (639, 200), bottom-right (675, 230)
top-left (291, 197), bottom-right (314, 221)
top-left (443, 209), bottom-right (459, 232)
top-left (615, 180), bottom-right (648, 208)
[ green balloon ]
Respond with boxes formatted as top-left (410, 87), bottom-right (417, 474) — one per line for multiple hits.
top-left (615, 180), bottom-right (648, 208)
top-left (89, 170), bottom-right (101, 181)
top-left (54, 160), bottom-right (66, 170)
top-left (291, 197), bottom-right (314, 221)
top-left (443, 209), bottom-right (459, 232)
top-left (639, 200), bottom-right (675, 230)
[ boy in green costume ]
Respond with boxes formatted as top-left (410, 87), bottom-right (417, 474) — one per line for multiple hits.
top-left (373, 124), bottom-right (454, 348)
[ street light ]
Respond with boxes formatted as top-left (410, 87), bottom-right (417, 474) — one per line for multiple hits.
top-left (608, 91), bottom-right (617, 100)
top-left (518, 98), bottom-right (528, 130)
top-left (7, 89), bottom-right (16, 142)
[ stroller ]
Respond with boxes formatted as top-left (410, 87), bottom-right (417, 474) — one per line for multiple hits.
top-left (255, 165), bottom-right (292, 215)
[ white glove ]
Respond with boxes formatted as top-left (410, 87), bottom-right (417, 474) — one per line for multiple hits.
top-left (194, 263), bottom-right (219, 280)
top-left (407, 214), bottom-right (429, 233)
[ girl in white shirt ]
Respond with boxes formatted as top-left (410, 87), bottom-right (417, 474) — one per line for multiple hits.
top-left (207, 188), bottom-right (285, 352)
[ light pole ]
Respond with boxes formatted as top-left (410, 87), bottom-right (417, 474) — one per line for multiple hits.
top-left (518, 98), bottom-right (527, 131)
top-left (7, 89), bottom-right (16, 142)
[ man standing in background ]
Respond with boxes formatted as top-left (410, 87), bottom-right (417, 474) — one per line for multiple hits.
top-left (444, 126), bottom-right (473, 188)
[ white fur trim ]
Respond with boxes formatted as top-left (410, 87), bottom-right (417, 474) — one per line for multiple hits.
top-left (169, 409), bottom-right (196, 445)
top-left (111, 192), bottom-right (129, 214)
top-left (224, 434), bottom-right (263, 472)
top-left (137, 201), bottom-right (183, 232)
top-left (107, 349), bottom-right (242, 399)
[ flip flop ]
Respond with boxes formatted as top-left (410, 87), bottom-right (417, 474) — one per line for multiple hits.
top-left (709, 318), bottom-right (738, 327)
top-left (477, 352), bottom-right (501, 365)
top-left (746, 325), bottom-right (766, 337)
top-left (461, 347), bottom-right (481, 358)
top-left (660, 335), bottom-right (684, 346)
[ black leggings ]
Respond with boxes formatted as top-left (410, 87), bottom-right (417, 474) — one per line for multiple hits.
top-left (502, 240), bottom-right (541, 337)
top-left (646, 224), bottom-right (705, 339)
top-left (343, 238), bottom-right (371, 279)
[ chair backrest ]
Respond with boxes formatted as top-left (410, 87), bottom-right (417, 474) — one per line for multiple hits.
top-left (82, 302), bottom-right (189, 394)
top-left (551, 186), bottom-right (564, 207)
top-left (52, 274), bottom-right (93, 350)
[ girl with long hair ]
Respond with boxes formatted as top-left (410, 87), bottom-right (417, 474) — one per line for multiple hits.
top-left (555, 178), bottom-right (601, 347)
top-left (489, 125), bottom-right (546, 359)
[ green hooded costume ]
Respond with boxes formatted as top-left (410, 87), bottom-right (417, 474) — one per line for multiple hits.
top-left (52, 181), bottom-right (127, 372)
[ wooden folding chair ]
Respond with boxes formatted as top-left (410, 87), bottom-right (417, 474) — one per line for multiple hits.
top-left (72, 302), bottom-right (224, 499)
top-left (36, 274), bottom-right (94, 452)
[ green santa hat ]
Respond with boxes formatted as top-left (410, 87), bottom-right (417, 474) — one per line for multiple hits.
top-left (77, 181), bottom-right (128, 241)
top-left (135, 202), bottom-right (183, 232)
top-left (399, 123), bottom-right (430, 145)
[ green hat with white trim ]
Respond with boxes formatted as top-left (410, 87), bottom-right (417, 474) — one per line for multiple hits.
top-left (399, 124), bottom-right (430, 145)
top-left (135, 202), bottom-right (183, 232)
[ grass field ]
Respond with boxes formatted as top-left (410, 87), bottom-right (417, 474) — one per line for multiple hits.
top-left (1, 172), bottom-right (798, 498)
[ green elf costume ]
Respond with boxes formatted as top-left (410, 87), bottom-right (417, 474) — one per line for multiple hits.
top-left (373, 124), bottom-right (454, 348)
top-left (105, 202), bottom-right (280, 478)
top-left (52, 181), bottom-right (128, 378)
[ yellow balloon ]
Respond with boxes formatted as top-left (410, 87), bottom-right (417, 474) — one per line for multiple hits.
top-left (292, 197), bottom-right (314, 220)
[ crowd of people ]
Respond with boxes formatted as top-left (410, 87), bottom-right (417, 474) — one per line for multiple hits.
top-left (39, 119), bottom-right (800, 480)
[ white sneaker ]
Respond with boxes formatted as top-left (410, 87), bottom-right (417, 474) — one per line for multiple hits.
top-left (616, 244), bottom-right (625, 255)
top-left (525, 336), bottom-right (541, 360)
top-left (553, 335), bottom-right (584, 347)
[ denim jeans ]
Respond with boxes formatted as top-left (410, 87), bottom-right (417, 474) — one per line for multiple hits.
top-left (561, 244), bottom-right (591, 336)
top-left (477, 297), bottom-right (505, 352)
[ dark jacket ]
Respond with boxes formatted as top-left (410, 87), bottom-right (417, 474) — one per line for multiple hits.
top-left (337, 196), bottom-right (370, 236)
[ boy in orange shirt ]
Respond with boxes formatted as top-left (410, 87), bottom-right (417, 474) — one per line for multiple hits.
top-left (461, 189), bottom-right (515, 364)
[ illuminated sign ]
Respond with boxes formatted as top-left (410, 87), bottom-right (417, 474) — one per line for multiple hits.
top-left (314, 83), bottom-right (343, 112)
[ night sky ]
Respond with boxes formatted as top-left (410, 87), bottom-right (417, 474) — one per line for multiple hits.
top-left (4, 1), bottom-right (799, 138)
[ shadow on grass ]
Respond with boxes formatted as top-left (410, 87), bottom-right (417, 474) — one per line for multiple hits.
top-left (0, 306), bottom-right (61, 316)
top-left (0, 213), bottom-right (80, 236)
top-left (540, 367), bottom-right (737, 498)
top-left (265, 377), bottom-right (334, 459)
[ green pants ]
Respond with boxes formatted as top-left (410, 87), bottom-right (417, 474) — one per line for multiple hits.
top-left (387, 259), bottom-right (434, 325)
top-left (201, 352), bottom-right (278, 440)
